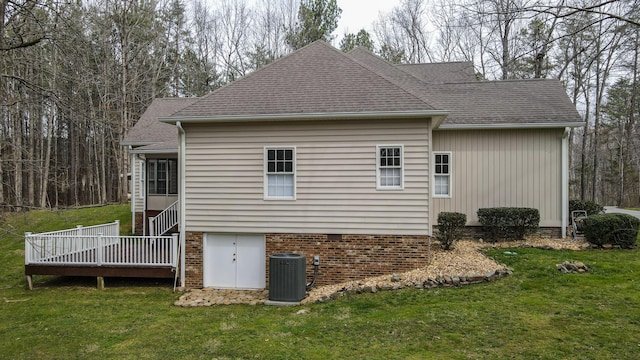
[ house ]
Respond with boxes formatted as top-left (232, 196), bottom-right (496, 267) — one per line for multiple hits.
top-left (122, 41), bottom-right (583, 289)
top-left (121, 97), bottom-right (198, 236)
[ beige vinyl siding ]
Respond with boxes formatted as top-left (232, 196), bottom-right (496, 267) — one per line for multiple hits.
top-left (133, 155), bottom-right (145, 213)
top-left (432, 129), bottom-right (563, 228)
top-left (184, 119), bottom-right (430, 235)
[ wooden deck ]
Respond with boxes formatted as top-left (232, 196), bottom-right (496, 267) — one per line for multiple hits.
top-left (25, 230), bottom-right (179, 289)
top-left (25, 263), bottom-right (175, 278)
top-left (25, 264), bottom-right (176, 290)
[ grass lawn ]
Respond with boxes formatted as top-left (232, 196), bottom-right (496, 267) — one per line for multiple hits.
top-left (2, 205), bottom-right (640, 359)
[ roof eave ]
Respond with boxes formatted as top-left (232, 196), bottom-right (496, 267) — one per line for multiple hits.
top-left (130, 148), bottom-right (178, 155)
top-left (159, 110), bottom-right (450, 124)
top-left (120, 140), bottom-right (156, 147)
top-left (436, 121), bottom-right (585, 130)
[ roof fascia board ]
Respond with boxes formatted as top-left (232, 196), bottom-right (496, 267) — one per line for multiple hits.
top-left (431, 115), bottom-right (447, 129)
top-left (159, 110), bottom-right (449, 124)
top-left (120, 141), bottom-right (156, 147)
top-left (436, 122), bottom-right (585, 130)
top-left (130, 148), bottom-right (178, 154)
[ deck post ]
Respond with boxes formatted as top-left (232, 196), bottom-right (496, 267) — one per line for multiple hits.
top-left (97, 277), bottom-right (105, 290)
top-left (26, 275), bottom-right (33, 290)
top-left (77, 225), bottom-right (83, 235)
top-left (115, 220), bottom-right (120, 237)
top-left (172, 233), bottom-right (179, 267)
top-left (97, 233), bottom-right (103, 266)
top-left (24, 232), bottom-right (32, 264)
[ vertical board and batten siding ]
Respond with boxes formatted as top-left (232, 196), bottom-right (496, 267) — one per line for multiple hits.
top-left (432, 129), bottom-right (563, 227)
top-left (184, 119), bottom-right (431, 235)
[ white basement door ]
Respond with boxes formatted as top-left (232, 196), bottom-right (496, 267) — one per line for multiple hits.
top-left (203, 234), bottom-right (266, 289)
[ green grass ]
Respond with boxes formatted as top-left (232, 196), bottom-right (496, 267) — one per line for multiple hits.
top-left (2, 206), bottom-right (640, 359)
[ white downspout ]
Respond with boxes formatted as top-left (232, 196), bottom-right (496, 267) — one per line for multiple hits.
top-left (428, 120), bottom-right (434, 238)
top-left (141, 155), bottom-right (147, 236)
top-left (176, 121), bottom-right (186, 287)
top-left (561, 127), bottom-right (570, 239)
top-left (130, 147), bottom-right (136, 234)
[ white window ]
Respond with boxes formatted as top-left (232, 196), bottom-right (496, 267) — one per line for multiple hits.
top-left (377, 145), bottom-right (403, 190)
top-left (265, 147), bottom-right (295, 199)
top-left (433, 152), bottom-right (451, 197)
top-left (148, 158), bottom-right (178, 195)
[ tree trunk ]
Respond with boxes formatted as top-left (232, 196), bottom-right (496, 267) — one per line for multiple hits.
top-left (14, 109), bottom-right (23, 210)
top-left (0, 116), bottom-right (4, 206)
top-left (27, 102), bottom-right (35, 207)
top-left (40, 105), bottom-right (53, 208)
top-left (626, 31), bottom-right (639, 206)
top-left (591, 65), bottom-right (601, 203)
top-left (580, 111), bottom-right (589, 201)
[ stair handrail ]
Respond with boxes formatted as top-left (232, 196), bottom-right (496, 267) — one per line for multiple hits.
top-left (149, 200), bottom-right (179, 236)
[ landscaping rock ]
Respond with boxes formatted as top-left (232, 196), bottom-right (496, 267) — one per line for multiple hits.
top-left (556, 261), bottom-right (590, 274)
top-left (174, 237), bottom-right (588, 307)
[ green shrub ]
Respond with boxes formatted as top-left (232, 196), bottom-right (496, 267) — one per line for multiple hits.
top-left (477, 207), bottom-right (540, 241)
top-left (582, 213), bottom-right (640, 249)
top-left (569, 199), bottom-right (604, 216)
top-left (436, 212), bottom-right (467, 250)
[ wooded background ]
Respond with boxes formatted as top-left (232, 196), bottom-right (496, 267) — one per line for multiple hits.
top-left (1, 0), bottom-right (638, 210)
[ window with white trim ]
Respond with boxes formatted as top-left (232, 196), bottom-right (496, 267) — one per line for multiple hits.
top-left (148, 158), bottom-right (178, 195)
top-left (433, 152), bottom-right (451, 197)
top-left (377, 145), bottom-right (403, 189)
top-left (265, 147), bottom-right (295, 199)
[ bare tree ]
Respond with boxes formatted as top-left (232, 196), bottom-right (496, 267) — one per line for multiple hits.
top-left (375, 0), bottom-right (433, 63)
top-left (215, 0), bottom-right (254, 81)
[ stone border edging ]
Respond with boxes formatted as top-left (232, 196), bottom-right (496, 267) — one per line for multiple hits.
top-left (302, 268), bottom-right (513, 304)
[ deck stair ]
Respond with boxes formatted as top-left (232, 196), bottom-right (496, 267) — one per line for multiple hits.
top-left (149, 200), bottom-right (179, 236)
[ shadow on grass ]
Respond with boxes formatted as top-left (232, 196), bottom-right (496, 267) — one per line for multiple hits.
top-left (38, 276), bottom-right (174, 289)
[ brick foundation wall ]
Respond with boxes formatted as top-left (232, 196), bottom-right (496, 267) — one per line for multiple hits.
top-left (265, 233), bottom-right (431, 287)
top-left (134, 212), bottom-right (144, 235)
top-left (185, 231), bottom-right (204, 288)
top-left (539, 227), bottom-right (564, 238)
top-left (182, 231), bottom-right (432, 289)
top-left (434, 226), bottom-right (564, 239)
top-left (142, 210), bottom-right (162, 235)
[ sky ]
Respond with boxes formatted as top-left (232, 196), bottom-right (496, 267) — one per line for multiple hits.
top-left (335, 0), bottom-right (398, 40)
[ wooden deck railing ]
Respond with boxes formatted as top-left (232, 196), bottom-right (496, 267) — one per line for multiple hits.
top-left (25, 221), bottom-right (121, 264)
top-left (25, 222), bottom-right (179, 268)
top-left (149, 200), bottom-right (179, 236)
top-left (33, 220), bottom-right (121, 237)
top-left (101, 235), bottom-right (178, 266)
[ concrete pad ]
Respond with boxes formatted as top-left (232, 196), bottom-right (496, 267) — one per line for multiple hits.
top-left (264, 300), bottom-right (301, 306)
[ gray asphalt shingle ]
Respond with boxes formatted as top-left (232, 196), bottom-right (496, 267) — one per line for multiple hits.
top-left (171, 41), bottom-right (434, 118)
top-left (127, 41), bottom-right (582, 146)
top-left (397, 62), bottom-right (477, 83)
top-left (424, 80), bottom-right (583, 125)
top-left (122, 97), bottom-right (197, 147)
top-left (347, 47), bottom-right (582, 125)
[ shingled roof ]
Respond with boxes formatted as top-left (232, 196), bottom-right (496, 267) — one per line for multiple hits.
top-left (122, 97), bottom-right (197, 151)
top-left (170, 41), bottom-right (435, 119)
top-left (397, 62), bottom-right (477, 84)
top-left (135, 41), bottom-right (581, 133)
top-left (424, 80), bottom-right (583, 126)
